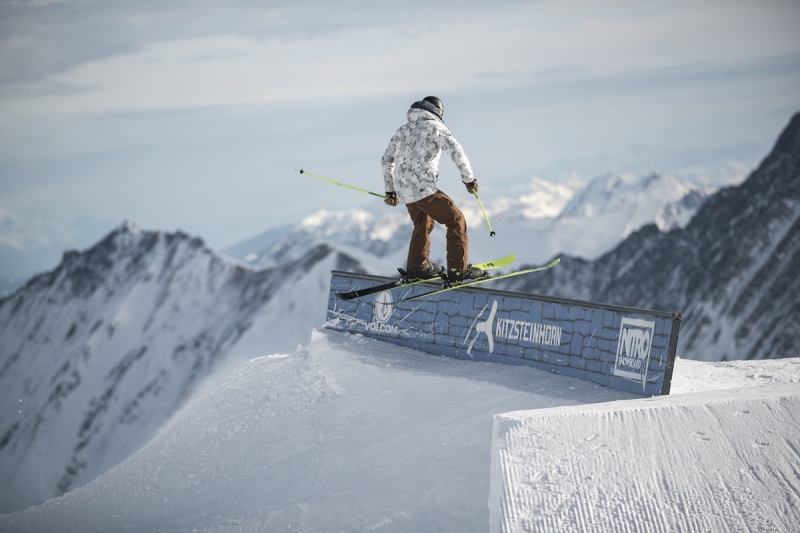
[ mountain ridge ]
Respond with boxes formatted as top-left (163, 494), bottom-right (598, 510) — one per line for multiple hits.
top-left (0, 221), bottom-right (357, 512)
top-left (2, 113), bottom-right (796, 516)
top-left (224, 171), bottom-right (709, 271)
top-left (499, 112), bottom-right (800, 361)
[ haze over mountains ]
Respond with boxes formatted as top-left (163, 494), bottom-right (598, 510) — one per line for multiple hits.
top-left (223, 170), bottom-right (711, 274)
top-left (0, 113), bottom-right (797, 516)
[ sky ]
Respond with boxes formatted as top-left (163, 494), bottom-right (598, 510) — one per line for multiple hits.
top-left (0, 0), bottom-right (799, 284)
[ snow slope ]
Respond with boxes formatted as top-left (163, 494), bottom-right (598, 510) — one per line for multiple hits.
top-left (490, 383), bottom-right (800, 533)
top-left (0, 223), bottom-right (353, 513)
top-left (1, 330), bottom-right (798, 532)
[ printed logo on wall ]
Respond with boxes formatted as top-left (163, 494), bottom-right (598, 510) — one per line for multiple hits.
top-left (328, 271), bottom-right (679, 396)
top-left (467, 300), bottom-right (563, 355)
top-left (614, 317), bottom-right (655, 384)
top-left (373, 291), bottom-right (394, 323)
top-left (468, 300), bottom-right (498, 354)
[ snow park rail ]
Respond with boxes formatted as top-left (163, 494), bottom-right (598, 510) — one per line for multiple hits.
top-left (326, 271), bottom-right (682, 396)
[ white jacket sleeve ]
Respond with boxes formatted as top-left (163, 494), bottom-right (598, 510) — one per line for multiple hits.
top-left (436, 127), bottom-right (475, 184)
top-left (381, 134), bottom-right (398, 193)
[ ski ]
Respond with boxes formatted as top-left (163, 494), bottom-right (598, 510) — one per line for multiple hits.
top-left (335, 254), bottom-right (516, 301)
top-left (399, 257), bottom-right (561, 302)
top-left (335, 275), bottom-right (436, 301)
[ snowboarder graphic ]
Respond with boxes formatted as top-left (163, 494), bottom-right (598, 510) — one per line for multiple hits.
top-left (467, 300), bottom-right (497, 356)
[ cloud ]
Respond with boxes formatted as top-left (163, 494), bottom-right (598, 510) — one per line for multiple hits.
top-left (0, 208), bottom-right (61, 249)
top-left (0, 0), bottom-right (798, 269)
top-left (0, 208), bottom-right (25, 249)
top-left (0, 1), bottom-right (800, 116)
top-left (0, 0), bottom-right (491, 87)
top-left (2, 0), bottom-right (797, 117)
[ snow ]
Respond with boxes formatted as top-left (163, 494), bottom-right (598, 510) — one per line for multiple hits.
top-left (0, 226), bottom-right (342, 514)
top-left (1, 330), bottom-right (798, 532)
top-left (448, 172), bottom-right (706, 265)
top-left (490, 384), bottom-right (800, 532)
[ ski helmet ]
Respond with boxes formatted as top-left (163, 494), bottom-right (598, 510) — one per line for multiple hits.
top-left (411, 96), bottom-right (444, 119)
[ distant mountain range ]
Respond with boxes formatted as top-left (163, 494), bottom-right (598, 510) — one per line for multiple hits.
top-left (1, 113), bottom-right (796, 514)
top-left (0, 224), bottom-right (357, 513)
top-left (223, 171), bottom-right (711, 273)
top-left (497, 112), bottom-right (800, 362)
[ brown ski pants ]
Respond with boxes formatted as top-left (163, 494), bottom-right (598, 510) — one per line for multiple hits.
top-left (406, 190), bottom-right (468, 272)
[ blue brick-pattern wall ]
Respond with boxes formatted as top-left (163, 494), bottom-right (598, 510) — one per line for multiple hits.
top-left (326, 272), bottom-right (681, 396)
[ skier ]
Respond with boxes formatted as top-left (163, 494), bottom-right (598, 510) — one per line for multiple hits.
top-left (381, 96), bottom-right (486, 284)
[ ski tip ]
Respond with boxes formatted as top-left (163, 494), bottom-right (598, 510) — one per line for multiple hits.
top-left (542, 257), bottom-right (561, 269)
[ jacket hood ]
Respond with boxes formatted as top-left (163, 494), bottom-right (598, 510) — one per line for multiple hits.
top-left (406, 107), bottom-right (444, 124)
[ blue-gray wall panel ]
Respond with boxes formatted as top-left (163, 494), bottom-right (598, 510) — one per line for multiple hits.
top-left (326, 272), bottom-right (681, 396)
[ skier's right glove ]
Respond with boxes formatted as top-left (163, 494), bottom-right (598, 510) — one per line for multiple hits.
top-left (464, 180), bottom-right (478, 193)
top-left (384, 191), bottom-right (399, 206)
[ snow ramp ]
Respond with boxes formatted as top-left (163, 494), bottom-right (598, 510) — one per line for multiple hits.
top-left (489, 382), bottom-right (800, 533)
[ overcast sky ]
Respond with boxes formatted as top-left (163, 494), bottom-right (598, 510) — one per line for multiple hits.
top-left (1, 0), bottom-right (799, 279)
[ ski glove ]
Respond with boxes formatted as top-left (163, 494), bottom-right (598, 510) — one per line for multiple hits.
top-left (464, 180), bottom-right (478, 193)
top-left (384, 191), bottom-right (399, 206)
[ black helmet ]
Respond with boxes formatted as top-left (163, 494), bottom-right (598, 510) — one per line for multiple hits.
top-left (411, 96), bottom-right (444, 119)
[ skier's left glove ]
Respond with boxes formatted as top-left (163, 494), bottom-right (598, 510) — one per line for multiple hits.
top-left (384, 191), bottom-right (399, 206)
top-left (464, 180), bottom-right (478, 193)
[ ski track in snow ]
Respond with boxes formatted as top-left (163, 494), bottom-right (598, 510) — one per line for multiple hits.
top-left (1, 331), bottom-right (798, 532)
top-left (491, 384), bottom-right (800, 533)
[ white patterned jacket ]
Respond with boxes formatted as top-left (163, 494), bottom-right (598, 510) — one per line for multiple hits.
top-left (381, 107), bottom-right (474, 204)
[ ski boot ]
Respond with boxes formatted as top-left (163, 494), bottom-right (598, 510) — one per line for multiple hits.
top-left (446, 265), bottom-right (489, 286)
top-left (399, 261), bottom-right (446, 282)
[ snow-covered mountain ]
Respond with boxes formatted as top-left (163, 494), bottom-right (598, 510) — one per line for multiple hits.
top-left (224, 172), bottom-right (708, 270)
top-left (1, 112), bottom-right (792, 522)
top-left (0, 222), bottom-right (357, 513)
top-left (0, 171), bottom-right (705, 515)
top-left (467, 172), bottom-right (708, 264)
top-left (499, 112), bottom-right (800, 362)
top-left (558, 172), bottom-right (707, 232)
top-left (469, 176), bottom-right (575, 222)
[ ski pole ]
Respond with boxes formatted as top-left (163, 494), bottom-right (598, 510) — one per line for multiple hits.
top-left (473, 190), bottom-right (496, 237)
top-left (295, 169), bottom-right (388, 200)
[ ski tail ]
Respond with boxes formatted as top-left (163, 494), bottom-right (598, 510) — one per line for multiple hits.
top-left (335, 281), bottom-right (398, 301)
top-left (336, 276), bottom-right (426, 301)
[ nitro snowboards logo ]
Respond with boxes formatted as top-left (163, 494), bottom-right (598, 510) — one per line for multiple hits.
top-left (613, 317), bottom-right (655, 384)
